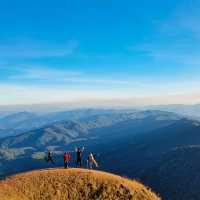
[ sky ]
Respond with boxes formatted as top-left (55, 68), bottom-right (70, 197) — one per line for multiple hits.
top-left (0, 0), bottom-right (200, 106)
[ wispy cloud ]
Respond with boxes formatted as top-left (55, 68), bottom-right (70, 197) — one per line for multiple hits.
top-left (0, 83), bottom-right (136, 106)
top-left (128, 0), bottom-right (200, 66)
top-left (129, 42), bottom-right (200, 65)
top-left (0, 40), bottom-right (78, 58)
top-left (9, 67), bottom-right (82, 81)
top-left (6, 66), bottom-right (145, 87)
top-left (1, 63), bottom-right (200, 105)
top-left (159, 0), bottom-right (200, 38)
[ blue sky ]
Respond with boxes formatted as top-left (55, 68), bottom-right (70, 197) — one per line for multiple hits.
top-left (0, 0), bottom-right (200, 106)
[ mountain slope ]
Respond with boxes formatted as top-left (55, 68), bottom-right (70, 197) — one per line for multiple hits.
top-left (0, 168), bottom-right (160, 200)
top-left (96, 118), bottom-right (200, 176)
top-left (142, 146), bottom-right (200, 200)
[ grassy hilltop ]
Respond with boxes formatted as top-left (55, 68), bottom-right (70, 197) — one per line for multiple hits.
top-left (0, 168), bottom-right (160, 200)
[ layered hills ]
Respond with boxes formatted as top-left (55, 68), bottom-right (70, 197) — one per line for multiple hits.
top-left (1, 109), bottom-right (200, 199)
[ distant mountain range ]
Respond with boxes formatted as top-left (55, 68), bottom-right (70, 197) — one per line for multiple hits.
top-left (0, 109), bottom-right (200, 200)
top-left (0, 109), bottom-right (136, 138)
top-left (0, 110), bottom-right (179, 150)
top-left (1, 104), bottom-right (200, 138)
top-left (142, 104), bottom-right (200, 118)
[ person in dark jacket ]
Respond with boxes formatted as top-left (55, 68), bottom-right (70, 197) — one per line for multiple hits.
top-left (75, 147), bottom-right (84, 167)
top-left (63, 152), bottom-right (70, 168)
top-left (45, 151), bottom-right (55, 164)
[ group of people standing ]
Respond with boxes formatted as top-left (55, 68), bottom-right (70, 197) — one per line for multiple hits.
top-left (46, 146), bottom-right (98, 169)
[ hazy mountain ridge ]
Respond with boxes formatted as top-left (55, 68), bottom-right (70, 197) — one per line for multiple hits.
top-left (0, 112), bottom-right (38, 138)
top-left (0, 110), bottom-right (181, 150)
top-left (0, 112), bottom-right (37, 126)
top-left (0, 109), bottom-right (137, 138)
top-left (142, 104), bottom-right (200, 119)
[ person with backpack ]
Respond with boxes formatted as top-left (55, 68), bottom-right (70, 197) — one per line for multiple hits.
top-left (63, 152), bottom-right (70, 168)
top-left (75, 147), bottom-right (84, 167)
top-left (45, 151), bottom-right (55, 164)
top-left (87, 152), bottom-right (98, 169)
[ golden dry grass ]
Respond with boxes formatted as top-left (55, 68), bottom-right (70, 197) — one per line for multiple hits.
top-left (0, 168), bottom-right (160, 200)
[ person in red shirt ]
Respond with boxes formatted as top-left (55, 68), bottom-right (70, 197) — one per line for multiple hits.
top-left (63, 152), bottom-right (70, 168)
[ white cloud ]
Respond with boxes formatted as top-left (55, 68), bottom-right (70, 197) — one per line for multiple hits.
top-left (1, 77), bottom-right (200, 106)
top-left (0, 84), bottom-right (133, 105)
top-left (0, 83), bottom-right (200, 106)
